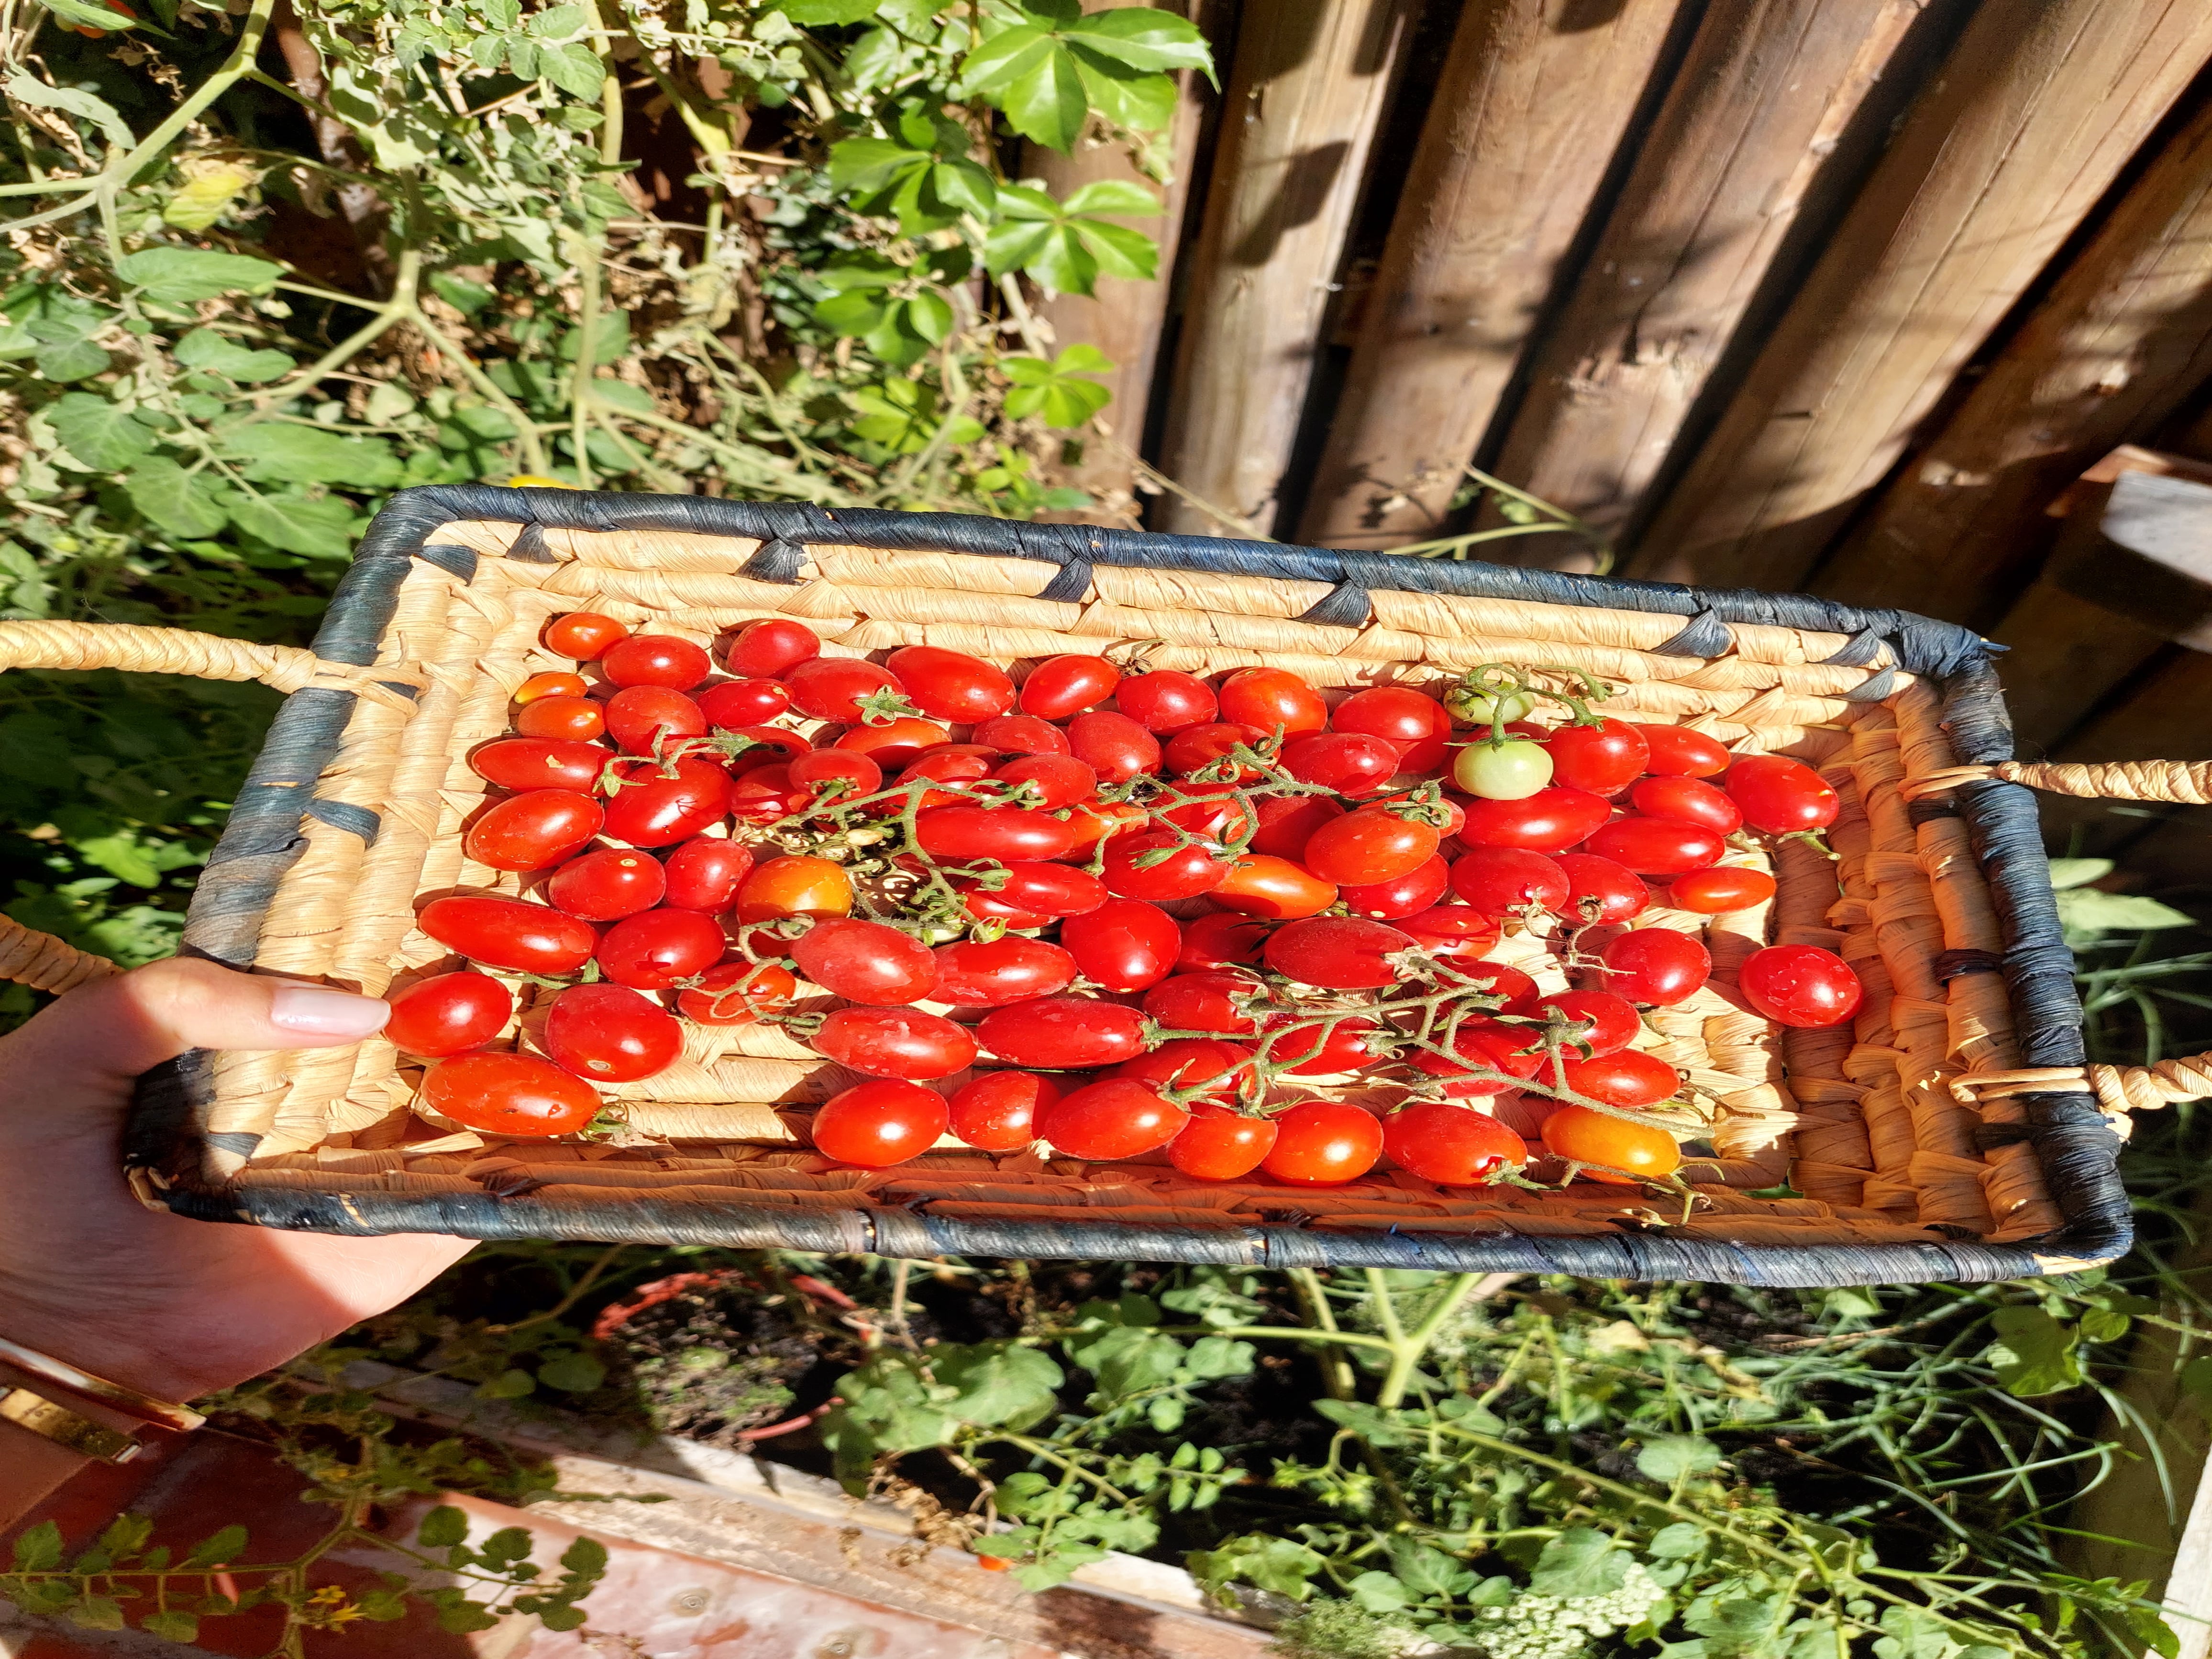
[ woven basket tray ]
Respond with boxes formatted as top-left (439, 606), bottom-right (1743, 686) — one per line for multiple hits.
top-left (2, 484), bottom-right (2182, 1286)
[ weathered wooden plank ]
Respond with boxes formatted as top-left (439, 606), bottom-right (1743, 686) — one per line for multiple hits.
top-left (1155, 0), bottom-right (1419, 537)
top-left (1621, 0), bottom-right (2212, 590)
top-left (1294, 0), bottom-right (1686, 550)
top-left (1473, 0), bottom-right (1926, 556)
top-left (1813, 89), bottom-right (2212, 622)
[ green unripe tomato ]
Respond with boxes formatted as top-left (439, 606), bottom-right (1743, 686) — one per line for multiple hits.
top-left (1444, 682), bottom-right (1537, 726)
top-left (1453, 737), bottom-right (1554, 800)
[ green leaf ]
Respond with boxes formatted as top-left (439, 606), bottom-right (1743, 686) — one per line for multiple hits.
top-left (1649, 1521), bottom-right (1708, 1560)
top-left (1064, 6), bottom-right (1214, 76)
top-left (429, 272), bottom-right (496, 315)
top-left (69, 1597), bottom-right (127, 1631)
top-left (37, 0), bottom-right (141, 33)
top-left (1346, 1569), bottom-right (1413, 1612)
top-left (141, 1611), bottom-right (200, 1643)
top-left (172, 329), bottom-right (294, 383)
top-left (998, 36), bottom-right (1087, 150)
top-left (417, 1506), bottom-right (470, 1548)
top-left (933, 1339), bottom-right (1062, 1427)
top-left (47, 391), bottom-right (155, 470)
top-left (5, 70), bottom-right (133, 149)
top-left (539, 42), bottom-right (610, 99)
top-left (1637, 1434), bottom-right (1724, 1482)
top-left (1061, 178), bottom-right (1161, 216)
top-left (2056, 887), bottom-right (2197, 937)
top-left (957, 21), bottom-right (1053, 92)
top-left (2046, 857), bottom-right (2113, 889)
top-left (12, 1519), bottom-right (63, 1571)
top-left (36, 336), bottom-right (110, 382)
top-left (527, 1), bottom-right (587, 34)
top-left (1074, 59), bottom-right (1174, 132)
top-left (1985, 1305), bottom-right (2084, 1397)
top-left (537, 1350), bottom-right (607, 1392)
top-left (828, 136), bottom-right (929, 192)
top-left (221, 423), bottom-right (403, 487)
top-left (929, 158), bottom-right (998, 217)
top-left (1186, 1534), bottom-right (1324, 1602)
top-left (2179, 1353), bottom-right (2212, 1407)
top-left (1528, 1528), bottom-right (1628, 1599)
top-left (560, 1536), bottom-right (609, 1577)
top-left (227, 491), bottom-right (357, 558)
top-left (906, 288), bottom-right (955, 345)
top-left (116, 248), bottom-right (282, 305)
top-left (181, 1524), bottom-right (248, 1570)
top-left (163, 166), bottom-right (256, 232)
top-left (782, 0), bottom-right (883, 22)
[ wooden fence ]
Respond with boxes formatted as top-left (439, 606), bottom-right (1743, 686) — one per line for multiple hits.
top-left (1031, 0), bottom-right (2212, 886)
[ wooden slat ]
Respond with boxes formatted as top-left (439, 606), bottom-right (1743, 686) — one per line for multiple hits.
top-left (1155, 0), bottom-right (1418, 537)
top-left (1620, 0), bottom-right (2212, 590)
top-left (1294, 0), bottom-right (1685, 550)
top-left (1472, 0), bottom-right (1926, 553)
top-left (1813, 89), bottom-right (2212, 621)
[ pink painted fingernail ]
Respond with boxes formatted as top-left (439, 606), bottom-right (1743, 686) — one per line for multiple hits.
top-left (269, 984), bottom-right (390, 1038)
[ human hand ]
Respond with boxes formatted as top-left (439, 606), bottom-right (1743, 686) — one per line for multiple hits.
top-left (0, 958), bottom-right (473, 1404)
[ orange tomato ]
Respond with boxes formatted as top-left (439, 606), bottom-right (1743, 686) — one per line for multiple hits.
top-left (734, 855), bottom-right (853, 923)
top-left (1538, 1105), bottom-right (1681, 1185)
top-left (515, 671), bottom-right (588, 704)
top-left (1209, 854), bottom-right (1338, 919)
top-left (514, 694), bottom-right (606, 741)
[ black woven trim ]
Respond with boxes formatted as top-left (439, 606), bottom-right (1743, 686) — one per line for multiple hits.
top-left (1652, 609), bottom-right (1732, 658)
top-left (305, 799), bottom-right (381, 844)
top-left (1821, 625), bottom-right (1888, 667)
top-left (1843, 665), bottom-right (1899, 702)
top-left (740, 537), bottom-right (805, 583)
top-left (415, 542), bottom-right (477, 582)
top-left (1297, 579), bottom-right (1372, 629)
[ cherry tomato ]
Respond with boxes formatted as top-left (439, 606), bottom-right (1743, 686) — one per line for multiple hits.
top-left (1168, 1103), bottom-right (1278, 1180)
top-left (605, 686), bottom-right (707, 756)
top-left (1283, 731), bottom-right (1399, 796)
top-left (933, 937), bottom-right (1078, 1006)
top-left (421, 1052), bottom-right (601, 1138)
top-left (811, 1078), bottom-right (949, 1167)
top-left (543, 983), bottom-right (683, 1083)
top-left (835, 717), bottom-right (951, 772)
top-left (1540, 1105), bottom-right (1681, 1183)
top-left (1725, 755), bottom-right (1841, 835)
top-left (1114, 1037), bottom-right (1256, 1103)
top-left (600, 756), bottom-right (730, 846)
top-left (1537, 719), bottom-right (1649, 796)
top-left (546, 846), bottom-right (666, 919)
top-left (1256, 1015), bottom-right (1381, 1075)
top-left (1039, 1078), bottom-right (1188, 1160)
top-left (1597, 929), bottom-right (1711, 1006)
top-left (1179, 911), bottom-right (1271, 973)
top-left (1551, 853), bottom-right (1649, 927)
top-left (419, 895), bottom-right (596, 974)
top-left (1668, 866), bottom-right (1777, 914)
top-left (1102, 831), bottom-right (1232, 901)
top-left (972, 714), bottom-right (1070, 756)
top-left (1336, 855), bottom-right (1449, 920)
top-left (1378, 789), bottom-right (1465, 839)
top-left (1154, 780), bottom-right (1260, 842)
top-left (786, 657), bottom-right (908, 724)
top-left (724, 618), bottom-right (820, 678)
top-left (1163, 722), bottom-right (1268, 780)
top-left (1063, 799), bottom-right (1149, 856)
top-left (1263, 916), bottom-right (1416, 989)
top-left (979, 996), bottom-right (1149, 1068)
top-left (601, 634), bottom-right (711, 691)
top-left (1453, 737), bottom-right (1554, 800)
top-left (1303, 810), bottom-right (1440, 885)
top-left (515, 671), bottom-right (587, 704)
top-left (916, 805), bottom-right (1082, 863)
top-left (1247, 794), bottom-right (1344, 859)
top-left (1410, 1020), bottom-right (1545, 1095)
top-left (516, 694), bottom-right (607, 742)
top-left (1218, 667), bottom-right (1327, 735)
top-left (893, 747), bottom-right (995, 810)
top-left (1583, 818), bottom-right (1726, 877)
top-left (736, 855), bottom-right (853, 923)
top-left (1117, 670), bottom-right (1218, 734)
top-left (1457, 787), bottom-right (1611, 853)
top-left (958, 861), bottom-right (1106, 921)
top-left (887, 645), bottom-right (1016, 722)
top-left (385, 972), bottom-right (511, 1057)
top-left (1449, 961), bottom-right (1540, 1014)
top-left (813, 1006), bottom-right (979, 1080)
top-left (464, 790), bottom-right (603, 872)
top-left (597, 908), bottom-right (726, 990)
top-left (729, 763), bottom-right (808, 826)
top-left (1739, 944), bottom-right (1862, 1027)
top-left (697, 678), bottom-right (793, 726)
top-left (1332, 686), bottom-right (1450, 774)
top-left (473, 737), bottom-right (610, 794)
top-left (789, 749), bottom-right (883, 804)
top-left (1020, 654), bottom-right (1120, 719)
top-left (1201, 853), bottom-right (1332, 919)
top-left (1635, 723), bottom-right (1730, 778)
top-left (1262, 1100), bottom-right (1382, 1185)
top-left (792, 917), bottom-right (938, 1005)
top-left (1528, 989), bottom-right (1641, 1056)
top-left (992, 753), bottom-right (1096, 811)
top-left (1383, 1102), bottom-right (1527, 1184)
top-left (1445, 682), bottom-right (1537, 726)
top-left (1449, 847), bottom-right (1569, 918)
top-left (719, 726), bottom-right (811, 778)
top-left (662, 837), bottom-right (753, 912)
top-left (1630, 775), bottom-right (1741, 835)
top-left (1059, 900), bottom-right (1181, 993)
top-left (677, 961), bottom-right (798, 1026)
top-left (949, 1070), bottom-right (1058, 1150)
top-left (1548, 1047), bottom-right (1680, 1110)
top-left (1145, 971), bottom-right (1264, 1036)
top-left (543, 611), bottom-right (629, 661)
top-left (1397, 905), bottom-right (1498, 957)
top-left (1066, 710), bottom-right (1162, 782)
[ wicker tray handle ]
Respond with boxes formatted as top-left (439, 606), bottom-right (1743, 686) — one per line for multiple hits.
top-left (1910, 758), bottom-right (2212, 804)
top-left (0, 619), bottom-right (424, 995)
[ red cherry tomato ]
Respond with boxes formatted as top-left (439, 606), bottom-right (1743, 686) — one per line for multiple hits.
top-left (472, 737), bottom-right (610, 794)
top-left (811, 1078), bottom-right (949, 1167)
top-left (786, 657), bottom-right (908, 724)
top-left (517, 672), bottom-right (588, 705)
top-left (384, 972), bottom-right (511, 1057)
top-left (957, 861), bottom-right (1106, 921)
top-left (1066, 710), bottom-right (1162, 783)
top-left (788, 749), bottom-right (882, 804)
top-left (1448, 847), bottom-right (1569, 918)
top-left (1168, 1103), bottom-right (1278, 1180)
top-left (676, 961), bottom-right (798, 1025)
top-left (421, 1053), bottom-right (601, 1138)
top-left (980, 997), bottom-right (1149, 1068)
top-left (660, 837), bottom-right (753, 912)
top-left (735, 855), bottom-right (853, 923)
top-left (1163, 722), bottom-right (1268, 780)
top-left (1548, 1047), bottom-right (1680, 1107)
top-left (1303, 810), bottom-right (1440, 885)
top-left (723, 618), bottom-right (820, 678)
top-left (1725, 755), bottom-right (1841, 835)
top-left (601, 634), bottom-right (711, 691)
top-left (1218, 667), bottom-right (1327, 735)
top-left (464, 789), bottom-right (603, 872)
top-left (1256, 1016), bottom-right (1382, 1076)
top-left (813, 1006), bottom-right (979, 1080)
top-left (991, 753), bottom-right (1096, 811)
top-left (1020, 654), bottom-right (1120, 720)
top-left (1582, 818), bottom-right (1727, 877)
top-left (1063, 800), bottom-right (1150, 858)
top-left (1261, 1100), bottom-right (1383, 1185)
top-left (972, 714), bottom-right (1070, 756)
top-left (720, 726), bottom-right (812, 779)
top-left (1738, 944), bottom-right (1863, 1028)
top-left (884, 645), bottom-right (1015, 722)
top-left (1630, 775), bottom-right (1741, 835)
top-left (547, 845), bottom-right (667, 919)
top-left (1551, 853), bottom-right (1649, 926)
top-left (1528, 989), bottom-right (1641, 1056)
top-left (1059, 900), bottom-right (1181, 992)
top-left (728, 763), bottom-right (808, 825)
top-left (1115, 670), bottom-right (1218, 735)
top-left (1397, 905), bottom-right (1498, 957)
top-left (543, 611), bottom-right (629, 661)
top-left (1144, 971), bottom-right (1264, 1036)
top-left (1206, 853), bottom-right (1335, 919)
top-left (543, 983), bottom-right (683, 1083)
top-left (697, 678), bottom-right (793, 728)
top-left (600, 756), bottom-right (731, 846)
top-left (1635, 723), bottom-right (1730, 778)
top-left (1379, 789), bottom-right (1465, 839)
top-left (1038, 1078), bottom-right (1189, 1160)
top-left (792, 917), bottom-right (938, 1005)
top-left (1179, 911), bottom-right (1271, 973)
top-left (894, 746), bottom-right (996, 809)
top-left (1449, 961), bottom-right (1540, 1014)
top-left (1101, 831), bottom-right (1231, 901)
top-left (1537, 719), bottom-right (1649, 796)
top-left (1332, 686), bottom-right (1450, 774)
top-left (596, 908), bottom-right (726, 990)
top-left (932, 937), bottom-right (1078, 1006)
top-left (835, 717), bottom-right (951, 772)
top-left (1247, 794), bottom-right (1344, 859)
top-left (418, 895), bottom-right (596, 975)
top-left (605, 686), bottom-right (707, 756)
top-left (1667, 866), bottom-right (1777, 914)
top-left (1383, 1102), bottom-right (1527, 1184)
top-left (1336, 855), bottom-right (1449, 920)
top-left (1154, 780), bottom-right (1260, 842)
top-left (915, 805), bottom-right (1081, 863)
top-left (1457, 787), bottom-right (1610, 853)
top-left (1410, 1020), bottom-right (1545, 1095)
top-left (949, 1070), bottom-right (1059, 1150)
top-left (1281, 731), bottom-right (1399, 796)
top-left (1539, 1105), bottom-right (1681, 1183)
top-left (1114, 1037), bottom-right (1256, 1103)
top-left (1263, 916), bottom-right (1417, 989)
top-left (515, 695), bottom-right (607, 742)
top-left (1597, 929), bottom-right (1711, 1006)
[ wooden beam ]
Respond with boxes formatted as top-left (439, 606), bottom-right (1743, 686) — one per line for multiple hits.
top-left (1294, 0), bottom-right (1686, 550)
top-left (1813, 90), bottom-right (2212, 622)
top-left (1621, 0), bottom-right (2212, 590)
top-left (1155, 0), bottom-right (1419, 538)
top-left (1474, 0), bottom-right (1927, 556)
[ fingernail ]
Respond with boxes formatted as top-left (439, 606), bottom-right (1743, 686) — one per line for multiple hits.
top-left (269, 984), bottom-right (391, 1038)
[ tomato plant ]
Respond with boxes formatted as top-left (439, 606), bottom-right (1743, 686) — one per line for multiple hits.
top-left (1528, 989), bottom-right (1640, 1056)
top-left (836, 716), bottom-right (951, 770)
top-left (697, 678), bottom-right (793, 727)
top-left (1144, 971), bottom-right (1264, 1036)
top-left (1332, 686), bottom-right (1450, 773)
top-left (789, 749), bottom-right (883, 802)
top-left (418, 895), bottom-right (597, 975)
top-left (1102, 831), bottom-right (1232, 901)
top-left (811, 1079), bottom-right (950, 1168)
top-left (1176, 912), bottom-right (1271, 974)
top-left (1166, 722), bottom-right (1269, 780)
top-left (1282, 731), bottom-right (1398, 796)
top-left (992, 754), bottom-right (1096, 810)
top-left (1452, 736), bottom-right (1553, 800)
top-left (787, 657), bottom-right (909, 723)
top-left (1257, 1016), bottom-right (1380, 1076)
top-left (1548, 1048), bottom-right (1679, 1107)
top-left (543, 984), bottom-right (684, 1083)
top-left (1409, 1020), bottom-right (1544, 1095)
top-left (420, 1053), bottom-right (602, 1139)
top-left (1114, 1036), bottom-right (1255, 1102)
top-left (813, 1006), bottom-right (980, 1079)
top-left (916, 805), bottom-right (1082, 863)
top-left (677, 962), bottom-right (799, 1026)
top-left (384, 972), bottom-right (512, 1058)
top-left (606, 686), bottom-right (707, 755)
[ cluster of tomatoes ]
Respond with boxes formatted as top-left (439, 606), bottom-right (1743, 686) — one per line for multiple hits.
top-left (381, 612), bottom-right (1864, 1193)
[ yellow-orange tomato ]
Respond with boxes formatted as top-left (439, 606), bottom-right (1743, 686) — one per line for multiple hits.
top-left (515, 671), bottom-right (588, 704)
top-left (1538, 1105), bottom-right (1681, 1185)
top-left (735, 854), bottom-right (853, 923)
top-left (1209, 854), bottom-right (1338, 919)
top-left (515, 694), bottom-right (607, 741)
